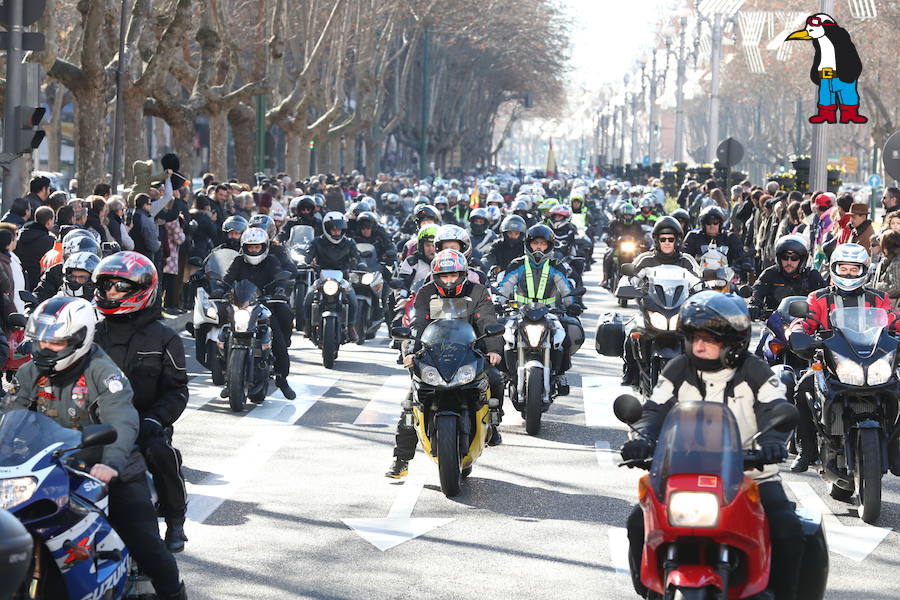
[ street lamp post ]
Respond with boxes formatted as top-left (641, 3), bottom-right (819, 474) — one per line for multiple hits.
top-left (707, 11), bottom-right (723, 164)
top-left (646, 41), bottom-right (671, 165)
top-left (674, 17), bottom-right (689, 163)
top-left (809, 0), bottom-right (835, 192)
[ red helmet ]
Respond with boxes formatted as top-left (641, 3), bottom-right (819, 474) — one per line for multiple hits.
top-left (431, 249), bottom-right (467, 297)
top-left (93, 251), bottom-right (158, 315)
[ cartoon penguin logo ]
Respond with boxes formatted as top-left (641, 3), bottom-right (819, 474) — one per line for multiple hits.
top-left (786, 13), bottom-right (867, 125)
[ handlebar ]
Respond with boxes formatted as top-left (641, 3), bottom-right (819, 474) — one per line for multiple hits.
top-left (618, 450), bottom-right (784, 472)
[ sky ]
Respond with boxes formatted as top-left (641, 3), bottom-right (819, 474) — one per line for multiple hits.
top-left (561, 0), bottom-right (681, 92)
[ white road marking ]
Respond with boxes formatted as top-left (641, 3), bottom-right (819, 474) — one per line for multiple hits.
top-left (248, 374), bottom-right (341, 422)
top-left (607, 527), bottom-right (631, 575)
top-left (342, 467), bottom-right (454, 551)
top-left (786, 481), bottom-right (892, 562)
top-left (353, 375), bottom-right (410, 426)
top-left (594, 440), bottom-right (617, 468)
top-left (582, 375), bottom-right (631, 428)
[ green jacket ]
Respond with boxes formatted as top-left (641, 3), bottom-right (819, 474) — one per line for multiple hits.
top-left (8, 345), bottom-right (142, 479)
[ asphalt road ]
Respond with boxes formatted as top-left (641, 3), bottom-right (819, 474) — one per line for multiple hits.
top-left (167, 251), bottom-right (900, 600)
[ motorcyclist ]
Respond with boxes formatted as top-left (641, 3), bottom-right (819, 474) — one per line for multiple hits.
top-left (453, 195), bottom-right (472, 225)
top-left (280, 195), bottom-right (321, 242)
top-left (468, 207), bottom-right (498, 253)
top-left (386, 249), bottom-right (504, 478)
top-left (7, 297), bottom-right (186, 600)
top-left (59, 251), bottom-right (101, 300)
top-left (434, 196), bottom-right (460, 227)
top-left (249, 214), bottom-right (296, 343)
top-left (351, 211), bottom-right (398, 265)
top-left (633, 198), bottom-right (659, 226)
top-left (303, 211), bottom-right (361, 343)
top-left (622, 291), bottom-right (805, 600)
top-left (749, 235), bottom-right (826, 321)
top-left (93, 252), bottom-right (190, 553)
top-left (788, 243), bottom-right (900, 473)
top-left (400, 203), bottom-right (441, 239)
top-left (483, 215), bottom-right (527, 274)
top-left (35, 230), bottom-right (101, 303)
top-left (382, 192), bottom-right (407, 223)
top-left (547, 204), bottom-right (579, 257)
top-left (433, 224), bottom-right (486, 284)
top-left (601, 203), bottom-right (645, 287)
top-left (683, 206), bottom-right (752, 278)
top-left (511, 199), bottom-right (536, 227)
top-left (496, 224), bottom-right (580, 396)
top-left (215, 215), bottom-right (249, 252)
top-left (224, 227), bottom-right (297, 399)
top-left (670, 207), bottom-right (691, 235)
top-left (569, 192), bottom-right (595, 237)
top-left (396, 224), bottom-right (438, 292)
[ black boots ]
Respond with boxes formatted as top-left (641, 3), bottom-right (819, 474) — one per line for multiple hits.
top-left (385, 458), bottom-right (409, 479)
top-left (275, 375), bottom-right (296, 400)
top-left (488, 425), bottom-right (503, 446)
top-left (164, 519), bottom-right (188, 554)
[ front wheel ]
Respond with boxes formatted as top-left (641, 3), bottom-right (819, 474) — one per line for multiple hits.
top-left (227, 348), bottom-right (248, 412)
top-left (855, 428), bottom-right (883, 524)
top-left (355, 299), bottom-right (368, 345)
top-left (618, 297), bottom-right (628, 308)
top-left (436, 414), bottom-right (462, 497)
top-left (293, 284), bottom-right (306, 331)
top-left (524, 366), bottom-right (544, 436)
top-left (671, 587), bottom-right (715, 600)
top-left (208, 340), bottom-right (224, 386)
top-left (322, 316), bottom-right (337, 369)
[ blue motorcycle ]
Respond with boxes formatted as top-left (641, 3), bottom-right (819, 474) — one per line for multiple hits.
top-left (0, 409), bottom-right (149, 599)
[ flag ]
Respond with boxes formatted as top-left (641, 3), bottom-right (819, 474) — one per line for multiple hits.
top-left (546, 138), bottom-right (557, 177)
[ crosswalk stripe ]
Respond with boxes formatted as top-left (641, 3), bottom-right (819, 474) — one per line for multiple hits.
top-left (247, 373), bottom-right (341, 423)
top-left (582, 375), bottom-right (630, 428)
top-left (607, 527), bottom-right (631, 575)
top-left (353, 375), bottom-right (410, 426)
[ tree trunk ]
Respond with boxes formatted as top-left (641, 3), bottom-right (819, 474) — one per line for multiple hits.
top-left (298, 136), bottom-right (311, 179)
top-left (284, 131), bottom-right (301, 180)
top-left (46, 87), bottom-right (64, 173)
top-left (208, 107), bottom-right (228, 181)
top-left (123, 85), bottom-right (146, 186)
top-left (74, 82), bottom-right (110, 194)
top-left (170, 114), bottom-right (195, 177)
top-left (228, 103), bottom-right (255, 184)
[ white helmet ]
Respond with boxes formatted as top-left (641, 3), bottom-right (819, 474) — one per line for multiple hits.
top-left (434, 224), bottom-right (471, 258)
top-left (62, 251), bottom-right (101, 299)
top-left (322, 211), bottom-right (347, 244)
top-left (26, 297), bottom-right (97, 374)
top-left (829, 243), bottom-right (870, 292)
top-left (240, 227), bottom-right (270, 265)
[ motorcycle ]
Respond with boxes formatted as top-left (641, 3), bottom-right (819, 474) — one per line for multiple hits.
top-left (287, 225), bottom-right (316, 331)
top-left (0, 410), bottom-right (153, 599)
top-left (614, 395), bottom-right (828, 600)
top-left (613, 265), bottom-right (697, 399)
top-left (392, 298), bottom-right (505, 498)
top-left (221, 273), bottom-right (291, 412)
top-left (191, 248), bottom-right (238, 383)
top-left (310, 269), bottom-right (351, 369)
top-left (605, 228), bottom-right (651, 307)
top-left (500, 290), bottom-right (586, 435)
top-left (350, 244), bottom-right (385, 343)
top-left (789, 302), bottom-right (900, 523)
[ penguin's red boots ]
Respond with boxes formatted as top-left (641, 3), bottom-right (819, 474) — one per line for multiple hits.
top-left (809, 104), bottom-right (837, 124)
top-left (839, 105), bottom-right (868, 124)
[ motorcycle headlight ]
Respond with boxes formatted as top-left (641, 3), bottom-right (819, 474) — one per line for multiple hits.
top-left (834, 352), bottom-right (865, 386)
top-left (361, 272), bottom-right (375, 286)
top-left (420, 365), bottom-right (444, 386)
top-left (204, 300), bottom-right (218, 321)
top-left (233, 308), bottom-right (252, 333)
top-left (867, 351), bottom-right (895, 386)
top-left (0, 476), bottom-right (38, 510)
top-left (668, 491), bottom-right (719, 528)
top-left (523, 324), bottom-right (546, 348)
top-left (322, 279), bottom-right (340, 296)
top-left (620, 241), bottom-right (636, 253)
top-left (647, 311), bottom-right (669, 331)
top-left (668, 315), bottom-right (679, 330)
top-left (449, 363), bottom-right (478, 386)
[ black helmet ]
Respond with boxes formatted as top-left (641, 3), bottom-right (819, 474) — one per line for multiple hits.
top-left (500, 215), bottom-right (527, 236)
top-left (671, 208), bottom-right (690, 229)
top-left (699, 205), bottom-right (727, 227)
top-left (679, 291), bottom-right (751, 371)
top-left (774, 235), bottom-right (809, 276)
top-left (414, 204), bottom-right (441, 225)
top-left (652, 216), bottom-right (684, 252)
top-left (525, 224), bottom-right (555, 265)
top-left (0, 509), bottom-right (32, 597)
top-left (296, 195), bottom-right (316, 215)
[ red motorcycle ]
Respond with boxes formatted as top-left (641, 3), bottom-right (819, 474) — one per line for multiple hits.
top-left (614, 396), bottom-right (828, 600)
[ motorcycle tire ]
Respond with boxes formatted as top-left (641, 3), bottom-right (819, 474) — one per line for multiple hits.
top-left (249, 384), bottom-right (267, 404)
top-left (619, 298), bottom-right (628, 308)
top-left (855, 428), bottom-right (883, 524)
top-left (227, 348), bottom-right (248, 412)
top-left (356, 300), bottom-right (368, 346)
top-left (461, 466), bottom-right (472, 479)
top-left (322, 317), bottom-right (338, 369)
top-left (524, 366), bottom-right (543, 436)
top-left (293, 285), bottom-right (306, 331)
top-left (671, 587), bottom-right (715, 600)
top-left (208, 340), bottom-right (224, 386)
top-left (436, 414), bottom-right (462, 498)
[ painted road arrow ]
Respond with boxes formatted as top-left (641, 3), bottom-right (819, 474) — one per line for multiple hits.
top-left (786, 481), bottom-right (892, 562)
top-left (342, 467), bottom-right (454, 551)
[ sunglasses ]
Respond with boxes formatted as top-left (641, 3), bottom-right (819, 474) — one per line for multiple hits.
top-left (806, 16), bottom-right (835, 27)
top-left (101, 280), bottom-right (137, 294)
top-left (781, 254), bottom-right (801, 262)
top-left (658, 236), bottom-right (676, 243)
top-left (705, 221), bottom-right (722, 227)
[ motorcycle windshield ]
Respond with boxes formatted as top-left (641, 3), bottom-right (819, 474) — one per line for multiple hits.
top-left (355, 243), bottom-right (380, 271)
top-left (428, 297), bottom-right (474, 320)
top-left (205, 249), bottom-right (239, 278)
top-left (0, 410), bottom-right (79, 467)
top-left (321, 269), bottom-right (344, 282)
top-left (775, 296), bottom-right (806, 327)
top-left (288, 226), bottom-right (315, 247)
top-left (231, 279), bottom-right (259, 308)
top-left (829, 307), bottom-right (889, 354)
top-left (650, 401), bottom-right (744, 504)
top-left (643, 266), bottom-right (694, 310)
top-left (420, 318), bottom-right (477, 347)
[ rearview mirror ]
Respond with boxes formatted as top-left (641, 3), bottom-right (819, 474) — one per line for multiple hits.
top-left (391, 326), bottom-right (412, 340)
top-left (616, 285), bottom-right (643, 300)
top-left (483, 323), bottom-right (505, 337)
top-left (788, 299), bottom-right (810, 319)
top-left (788, 331), bottom-right (815, 358)
top-left (613, 395), bottom-right (643, 425)
top-left (737, 285), bottom-right (753, 298)
top-left (620, 263), bottom-right (635, 277)
top-left (80, 424), bottom-right (118, 449)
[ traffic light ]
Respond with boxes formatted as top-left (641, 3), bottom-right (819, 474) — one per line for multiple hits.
top-left (309, 140), bottom-right (315, 150)
top-left (12, 105), bottom-right (45, 154)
